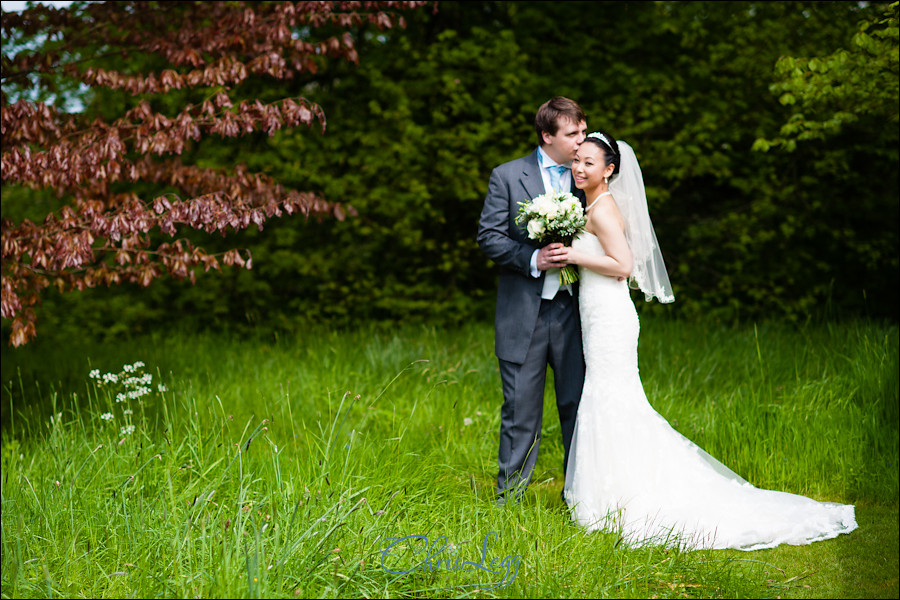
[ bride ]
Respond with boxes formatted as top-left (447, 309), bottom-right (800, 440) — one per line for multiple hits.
top-left (558, 132), bottom-right (858, 550)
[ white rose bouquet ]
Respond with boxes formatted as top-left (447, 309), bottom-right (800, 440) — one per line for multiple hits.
top-left (516, 191), bottom-right (586, 285)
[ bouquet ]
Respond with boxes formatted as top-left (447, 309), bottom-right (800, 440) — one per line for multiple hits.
top-left (516, 191), bottom-right (586, 285)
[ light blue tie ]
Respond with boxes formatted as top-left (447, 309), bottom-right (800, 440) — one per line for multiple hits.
top-left (549, 164), bottom-right (567, 192)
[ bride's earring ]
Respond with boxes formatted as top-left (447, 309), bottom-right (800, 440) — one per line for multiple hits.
top-left (604, 176), bottom-right (609, 184)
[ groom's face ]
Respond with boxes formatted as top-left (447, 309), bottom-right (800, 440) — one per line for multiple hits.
top-left (542, 118), bottom-right (587, 164)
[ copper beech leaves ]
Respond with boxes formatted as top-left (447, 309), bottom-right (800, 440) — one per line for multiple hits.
top-left (1, 1), bottom-right (429, 346)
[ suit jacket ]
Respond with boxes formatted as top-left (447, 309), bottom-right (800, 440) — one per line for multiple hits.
top-left (477, 149), bottom-right (586, 364)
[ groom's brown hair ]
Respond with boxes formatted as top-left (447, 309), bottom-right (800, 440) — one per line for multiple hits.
top-left (534, 97), bottom-right (586, 146)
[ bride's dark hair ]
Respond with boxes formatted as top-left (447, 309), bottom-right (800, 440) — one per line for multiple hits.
top-left (583, 133), bottom-right (621, 176)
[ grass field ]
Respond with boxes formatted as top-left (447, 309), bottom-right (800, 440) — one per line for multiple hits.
top-left (1, 317), bottom-right (897, 598)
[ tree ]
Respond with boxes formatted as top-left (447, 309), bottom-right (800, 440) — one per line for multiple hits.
top-left (1, 0), bottom-right (429, 346)
top-left (755, 1), bottom-right (899, 152)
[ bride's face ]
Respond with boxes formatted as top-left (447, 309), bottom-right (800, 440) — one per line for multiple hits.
top-left (572, 142), bottom-right (614, 189)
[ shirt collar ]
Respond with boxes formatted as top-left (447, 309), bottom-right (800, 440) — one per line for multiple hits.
top-left (537, 146), bottom-right (570, 169)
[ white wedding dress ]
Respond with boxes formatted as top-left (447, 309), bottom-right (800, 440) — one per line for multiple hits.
top-left (563, 232), bottom-right (858, 551)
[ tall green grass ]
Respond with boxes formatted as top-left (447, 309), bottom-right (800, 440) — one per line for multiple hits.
top-left (2, 318), bottom-right (897, 598)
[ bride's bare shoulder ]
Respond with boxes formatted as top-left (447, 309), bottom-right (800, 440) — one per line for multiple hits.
top-left (590, 197), bottom-right (625, 231)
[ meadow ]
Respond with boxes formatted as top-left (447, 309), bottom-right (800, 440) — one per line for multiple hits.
top-left (1, 316), bottom-right (897, 598)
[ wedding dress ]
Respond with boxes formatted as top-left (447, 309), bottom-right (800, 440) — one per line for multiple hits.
top-left (563, 231), bottom-right (858, 550)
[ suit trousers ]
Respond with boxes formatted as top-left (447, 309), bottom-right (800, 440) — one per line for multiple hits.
top-left (496, 291), bottom-right (585, 499)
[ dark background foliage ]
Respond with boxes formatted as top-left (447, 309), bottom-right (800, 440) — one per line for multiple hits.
top-left (3, 1), bottom-right (898, 343)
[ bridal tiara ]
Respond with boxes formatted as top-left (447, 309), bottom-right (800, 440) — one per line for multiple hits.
top-left (587, 132), bottom-right (617, 154)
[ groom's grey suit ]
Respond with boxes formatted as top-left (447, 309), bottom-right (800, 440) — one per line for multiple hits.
top-left (477, 149), bottom-right (586, 500)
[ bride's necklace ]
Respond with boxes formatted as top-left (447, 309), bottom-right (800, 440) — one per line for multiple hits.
top-left (585, 190), bottom-right (612, 212)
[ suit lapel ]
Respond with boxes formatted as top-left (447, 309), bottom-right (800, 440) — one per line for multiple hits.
top-left (519, 150), bottom-right (545, 203)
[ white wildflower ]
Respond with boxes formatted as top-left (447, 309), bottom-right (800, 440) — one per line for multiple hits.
top-left (101, 412), bottom-right (114, 421)
top-left (463, 418), bottom-right (474, 426)
top-left (89, 369), bottom-right (101, 379)
top-left (120, 425), bottom-right (136, 436)
top-left (157, 384), bottom-right (168, 393)
top-left (128, 387), bottom-right (151, 399)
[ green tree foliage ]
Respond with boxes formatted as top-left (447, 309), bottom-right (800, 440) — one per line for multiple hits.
top-left (756, 2), bottom-right (899, 151)
top-left (646, 2), bottom-right (892, 320)
top-left (7, 1), bottom-right (897, 342)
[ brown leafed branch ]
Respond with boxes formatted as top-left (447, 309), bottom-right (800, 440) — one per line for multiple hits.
top-left (1, 0), bottom-right (431, 346)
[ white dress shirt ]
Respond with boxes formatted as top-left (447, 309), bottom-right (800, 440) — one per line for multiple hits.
top-left (530, 146), bottom-right (573, 299)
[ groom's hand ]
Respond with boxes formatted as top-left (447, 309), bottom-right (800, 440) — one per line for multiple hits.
top-left (536, 243), bottom-right (566, 271)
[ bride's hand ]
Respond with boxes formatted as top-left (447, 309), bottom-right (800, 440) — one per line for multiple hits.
top-left (536, 243), bottom-right (567, 270)
top-left (559, 246), bottom-right (581, 266)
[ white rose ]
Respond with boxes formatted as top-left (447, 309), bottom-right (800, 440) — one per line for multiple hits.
top-left (526, 219), bottom-right (545, 238)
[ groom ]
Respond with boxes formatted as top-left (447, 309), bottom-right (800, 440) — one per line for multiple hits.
top-left (477, 97), bottom-right (587, 504)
